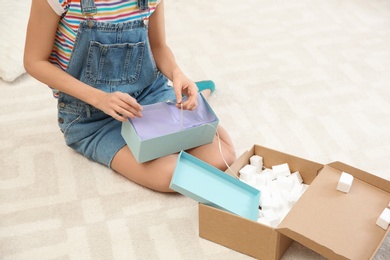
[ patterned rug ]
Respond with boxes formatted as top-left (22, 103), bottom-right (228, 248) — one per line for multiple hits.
top-left (1, 0), bottom-right (389, 259)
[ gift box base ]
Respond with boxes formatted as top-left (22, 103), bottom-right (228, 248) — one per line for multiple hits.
top-left (121, 94), bottom-right (219, 163)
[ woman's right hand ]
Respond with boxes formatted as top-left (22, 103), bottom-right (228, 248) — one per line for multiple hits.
top-left (94, 91), bottom-right (143, 122)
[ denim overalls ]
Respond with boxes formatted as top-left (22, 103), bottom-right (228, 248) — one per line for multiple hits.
top-left (58, 0), bottom-right (176, 167)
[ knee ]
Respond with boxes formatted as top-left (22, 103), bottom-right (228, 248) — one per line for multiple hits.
top-left (154, 178), bottom-right (175, 193)
top-left (206, 144), bottom-right (237, 171)
top-left (219, 146), bottom-right (237, 171)
top-left (150, 155), bottom-right (177, 193)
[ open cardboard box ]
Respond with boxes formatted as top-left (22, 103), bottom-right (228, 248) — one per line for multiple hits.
top-left (199, 145), bottom-right (390, 260)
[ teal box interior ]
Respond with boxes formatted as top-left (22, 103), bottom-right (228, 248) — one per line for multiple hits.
top-left (121, 94), bottom-right (219, 163)
top-left (170, 151), bottom-right (260, 221)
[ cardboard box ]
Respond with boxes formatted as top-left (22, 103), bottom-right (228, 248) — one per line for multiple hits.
top-left (199, 145), bottom-right (390, 260)
top-left (170, 151), bottom-right (260, 221)
top-left (121, 94), bottom-right (219, 163)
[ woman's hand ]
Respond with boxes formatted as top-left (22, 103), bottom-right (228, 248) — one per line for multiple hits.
top-left (172, 71), bottom-right (198, 110)
top-left (94, 91), bottom-right (143, 122)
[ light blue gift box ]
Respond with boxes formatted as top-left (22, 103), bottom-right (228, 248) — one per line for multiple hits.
top-left (170, 151), bottom-right (261, 221)
top-left (121, 94), bottom-right (219, 163)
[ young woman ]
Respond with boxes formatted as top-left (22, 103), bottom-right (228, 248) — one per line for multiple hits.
top-left (24, 0), bottom-right (236, 192)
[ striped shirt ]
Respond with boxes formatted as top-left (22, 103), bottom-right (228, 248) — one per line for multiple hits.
top-left (48, 0), bottom-right (159, 71)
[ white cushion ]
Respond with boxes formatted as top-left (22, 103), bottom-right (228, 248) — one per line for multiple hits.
top-left (0, 2), bottom-right (30, 82)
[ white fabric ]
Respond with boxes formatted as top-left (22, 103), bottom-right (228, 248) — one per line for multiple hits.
top-left (47, 0), bottom-right (65, 16)
top-left (0, 1), bottom-right (30, 82)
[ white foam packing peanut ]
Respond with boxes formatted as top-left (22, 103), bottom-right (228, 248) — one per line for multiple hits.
top-left (262, 168), bottom-right (276, 184)
top-left (250, 155), bottom-right (263, 173)
top-left (239, 161), bottom-right (308, 228)
top-left (337, 172), bottom-right (354, 193)
top-left (255, 173), bottom-right (267, 186)
top-left (239, 164), bottom-right (257, 183)
top-left (258, 209), bottom-right (264, 218)
top-left (291, 171), bottom-right (303, 185)
top-left (257, 185), bottom-right (271, 208)
top-left (272, 163), bottom-right (291, 178)
top-left (275, 175), bottom-right (295, 191)
top-left (262, 195), bottom-right (282, 211)
top-left (257, 217), bottom-right (270, 226)
top-left (262, 209), bottom-right (280, 227)
top-left (288, 183), bottom-right (309, 207)
top-left (376, 208), bottom-right (390, 230)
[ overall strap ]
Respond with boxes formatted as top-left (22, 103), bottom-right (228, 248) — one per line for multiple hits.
top-left (138, 0), bottom-right (150, 12)
top-left (80, 0), bottom-right (97, 16)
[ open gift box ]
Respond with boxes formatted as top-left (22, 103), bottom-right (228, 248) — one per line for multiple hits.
top-left (171, 144), bottom-right (390, 259)
top-left (121, 93), bottom-right (219, 163)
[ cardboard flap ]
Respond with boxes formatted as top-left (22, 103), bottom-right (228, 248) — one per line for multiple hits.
top-left (328, 161), bottom-right (390, 193)
top-left (199, 204), bottom-right (293, 260)
top-left (277, 165), bottom-right (390, 259)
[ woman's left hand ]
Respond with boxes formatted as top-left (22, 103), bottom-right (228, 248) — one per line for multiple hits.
top-left (172, 71), bottom-right (198, 110)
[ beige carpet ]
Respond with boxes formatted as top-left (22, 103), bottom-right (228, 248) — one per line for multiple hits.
top-left (1, 0), bottom-right (390, 259)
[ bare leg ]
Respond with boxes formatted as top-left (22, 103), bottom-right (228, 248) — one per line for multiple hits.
top-left (111, 146), bottom-right (178, 192)
top-left (111, 125), bottom-right (236, 193)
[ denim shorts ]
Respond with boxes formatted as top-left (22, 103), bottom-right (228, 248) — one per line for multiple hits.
top-left (57, 73), bottom-right (176, 167)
